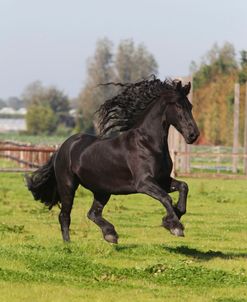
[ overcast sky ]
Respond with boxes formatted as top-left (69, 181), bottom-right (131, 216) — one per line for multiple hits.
top-left (0, 0), bottom-right (246, 100)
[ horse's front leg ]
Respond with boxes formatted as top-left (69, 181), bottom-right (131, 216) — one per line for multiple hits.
top-left (137, 177), bottom-right (184, 237)
top-left (167, 178), bottom-right (189, 220)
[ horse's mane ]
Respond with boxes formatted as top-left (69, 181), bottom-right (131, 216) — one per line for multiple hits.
top-left (97, 76), bottom-right (182, 136)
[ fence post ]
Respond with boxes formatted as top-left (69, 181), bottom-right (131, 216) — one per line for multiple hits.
top-left (168, 125), bottom-right (180, 173)
top-left (180, 75), bottom-right (192, 173)
top-left (244, 82), bottom-right (247, 174)
top-left (232, 83), bottom-right (240, 173)
top-left (170, 149), bottom-right (175, 177)
top-left (216, 146), bottom-right (220, 174)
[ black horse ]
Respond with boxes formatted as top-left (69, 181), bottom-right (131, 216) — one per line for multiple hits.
top-left (26, 78), bottom-right (199, 243)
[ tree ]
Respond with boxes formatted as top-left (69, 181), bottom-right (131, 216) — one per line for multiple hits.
top-left (115, 40), bottom-right (158, 83)
top-left (26, 105), bottom-right (57, 135)
top-left (77, 38), bottom-right (158, 132)
top-left (78, 38), bottom-right (115, 131)
top-left (193, 42), bottom-right (237, 89)
top-left (45, 87), bottom-right (70, 124)
top-left (239, 50), bottom-right (247, 84)
top-left (22, 81), bottom-right (44, 107)
top-left (192, 42), bottom-right (239, 145)
top-left (216, 42), bottom-right (237, 73)
top-left (115, 39), bottom-right (135, 82)
top-left (6, 97), bottom-right (24, 109)
top-left (23, 81), bottom-right (72, 134)
top-left (133, 44), bottom-right (158, 79)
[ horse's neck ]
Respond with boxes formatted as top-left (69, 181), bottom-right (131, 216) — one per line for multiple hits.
top-left (137, 101), bottom-right (170, 151)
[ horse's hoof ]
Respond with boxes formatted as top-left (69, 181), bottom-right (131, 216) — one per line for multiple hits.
top-left (104, 234), bottom-right (118, 244)
top-left (170, 228), bottom-right (184, 237)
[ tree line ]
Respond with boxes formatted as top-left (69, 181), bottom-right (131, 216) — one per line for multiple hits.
top-left (192, 42), bottom-right (247, 145)
top-left (77, 38), bottom-right (158, 132)
top-left (22, 38), bottom-right (158, 135)
top-left (16, 38), bottom-right (247, 146)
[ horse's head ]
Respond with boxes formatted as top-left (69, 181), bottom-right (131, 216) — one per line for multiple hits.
top-left (163, 81), bottom-right (200, 144)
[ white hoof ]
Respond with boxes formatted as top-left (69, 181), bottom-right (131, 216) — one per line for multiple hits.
top-left (170, 228), bottom-right (184, 237)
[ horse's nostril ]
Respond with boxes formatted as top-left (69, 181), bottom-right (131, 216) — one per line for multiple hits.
top-left (189, 132), bottom-right (198, 141)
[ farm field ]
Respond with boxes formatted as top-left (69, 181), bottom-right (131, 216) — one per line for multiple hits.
top-left (0, 173), bottom-right (247, 302)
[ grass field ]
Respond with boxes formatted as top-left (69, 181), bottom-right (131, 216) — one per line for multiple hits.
top-left (0, 133), bottom-right (68, 145)
top-left (1, 173), bottom-right (247, 302)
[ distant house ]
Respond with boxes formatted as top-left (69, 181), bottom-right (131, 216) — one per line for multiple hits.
top-left (0, 107), bottom-right (27, 132)
top-left (0, 107), bottom-right (16, 115)
top-left (0, 107), bottom-right (27, 116)
top-left (16, 108), bottom-right (27, 115)
top-left (0, 118), bottom-right (26, 132)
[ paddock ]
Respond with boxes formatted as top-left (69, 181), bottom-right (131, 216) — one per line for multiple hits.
top-left (0, 172), bottom-right (247, 302)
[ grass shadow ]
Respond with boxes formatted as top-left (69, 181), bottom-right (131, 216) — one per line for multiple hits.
top-left (163, 245), bottom-right (247, 260)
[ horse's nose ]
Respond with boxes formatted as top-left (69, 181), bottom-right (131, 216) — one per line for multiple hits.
top-left (189, 133), bottom-right (196, 140)
top-left (189, 131), bottom-right (199, 143)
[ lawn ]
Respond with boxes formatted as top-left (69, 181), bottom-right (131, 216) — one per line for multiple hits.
top-left (0, 173), bottom-right (247, 302)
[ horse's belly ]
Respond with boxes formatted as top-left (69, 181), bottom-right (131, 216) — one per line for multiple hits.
top-left (74, 158), bottom-right (135, 194)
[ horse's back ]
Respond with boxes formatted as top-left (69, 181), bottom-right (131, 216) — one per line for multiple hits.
top-left (54, 133), bottom-right (97, 174)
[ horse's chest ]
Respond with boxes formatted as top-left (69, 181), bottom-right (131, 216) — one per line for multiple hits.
top-left (153, 153), bottom-right (173, 178)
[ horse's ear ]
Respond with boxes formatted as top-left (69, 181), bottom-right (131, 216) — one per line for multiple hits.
top-left (175, 81), bottom-right (182, 91)
top-left (183, 82), bottom-right (191, 95)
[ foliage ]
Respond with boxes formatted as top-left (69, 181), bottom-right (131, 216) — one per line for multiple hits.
top-left (0, 97), bottom-right (24, 110)
top-left (77, 38), bottom-right (158, 132)
top-left (193, 73), bottom-right (236, 145)
top-left (0, 174), bottom-right (247, 301)
top-left (238, 50), bottom-right (247, 84)
top-left (26, 105), bottom-right (57, 135)
top-left (6, 97), bottom-right (24, 110)
top-left (115, 40), bottom-right (158, 83)
top-left (193, 42), bottom-right (237, 90)
top-left (23, 81), bottom-right (73, 135)
top-left (192, 42), bottom-right (247, 145)
top-left (77, 38), bottom-right (115, 131)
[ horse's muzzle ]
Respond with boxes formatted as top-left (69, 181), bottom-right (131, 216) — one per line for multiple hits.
top-left (186, 130), bottom-right (200, 144)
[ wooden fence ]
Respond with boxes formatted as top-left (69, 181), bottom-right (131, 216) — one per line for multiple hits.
top-left (0, 141), bottom-right (56, 172)
top-left (1, 141), bottom-right (247, 178)
top-left (173, 150), bottom-right (247, 178)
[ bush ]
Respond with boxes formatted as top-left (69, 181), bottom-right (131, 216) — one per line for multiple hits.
top-left (26, 105), bottom-right (58, 135)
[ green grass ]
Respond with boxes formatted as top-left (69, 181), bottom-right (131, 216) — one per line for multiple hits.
top-left (0, 174), bottom-right (247, 301)
top-left (0, 158), bottom-right (20, 169)
top-left (0, 132), bottom-right (68, 145)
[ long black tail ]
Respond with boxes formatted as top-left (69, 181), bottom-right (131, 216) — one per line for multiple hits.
top-left (25, 153), bottom-right (59, 210)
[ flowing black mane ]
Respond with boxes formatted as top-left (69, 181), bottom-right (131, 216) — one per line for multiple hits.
top-left (97, 77), bottom-right (183, 136)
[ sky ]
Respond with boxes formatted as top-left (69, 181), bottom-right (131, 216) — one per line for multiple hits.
top-left (0, 0), bottom-right (246, 100)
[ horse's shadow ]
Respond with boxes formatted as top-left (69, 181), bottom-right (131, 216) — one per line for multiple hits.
top-left (163, 245), bottom-right (247, 260)
top-left (113, 243), bottom-right (247, 260)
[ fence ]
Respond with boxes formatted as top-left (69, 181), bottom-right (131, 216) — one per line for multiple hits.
top-left (1, 141), bottom-right (247, 178)
top-left (0, 141), bottom-right (56, 172)
top-left (173, 145), bottom-right (247, 178)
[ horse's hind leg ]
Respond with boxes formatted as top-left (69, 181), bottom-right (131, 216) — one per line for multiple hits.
top-left (87, 193), bottom-right (118, 244)
top-left (57, 178), bottom-right (78, 242)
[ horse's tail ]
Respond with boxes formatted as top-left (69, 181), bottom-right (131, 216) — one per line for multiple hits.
top-left (25, 153), bottom-right (59, 210)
